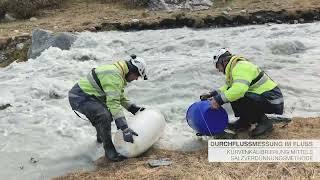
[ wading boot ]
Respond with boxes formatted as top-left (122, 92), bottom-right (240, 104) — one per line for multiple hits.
top-left (103, 131), bottom-right (126, 162)
top-left (250, 115), bottom-right (273, 137)
top-left (95, 123), bottom-right (125, 162)
top-left (227, 118), bottom-right (250, 132)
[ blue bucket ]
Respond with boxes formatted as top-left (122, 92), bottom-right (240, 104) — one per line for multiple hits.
top-left (186, 100), bottom-right (228, 135)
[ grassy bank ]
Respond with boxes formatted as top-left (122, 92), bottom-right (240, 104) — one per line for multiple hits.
top-left (56, 118), bottom-right (320, 180)
top-left (1, 0), bottom-right (320, 38)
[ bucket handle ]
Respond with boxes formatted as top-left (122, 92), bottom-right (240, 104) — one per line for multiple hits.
top-left (197, 101), bottom-right (214, 136)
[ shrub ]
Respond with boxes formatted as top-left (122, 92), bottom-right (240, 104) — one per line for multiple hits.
top-left (35, 0), bottom-right (64, 8)
top-left (6, 0), bottom-right (64, 19)
top-left (7, 0), bottom-right (39, 19)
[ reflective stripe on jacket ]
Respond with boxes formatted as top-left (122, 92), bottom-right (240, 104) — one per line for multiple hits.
top-left (217, 56), bottom-right (278, 104)
top-left (78, 60), bottom-right (133, 120)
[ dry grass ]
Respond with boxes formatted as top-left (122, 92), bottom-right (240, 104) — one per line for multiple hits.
top-left (55, 117), bottom-right (320, 180)
top-left (1, 0), bottom-right (320, 38)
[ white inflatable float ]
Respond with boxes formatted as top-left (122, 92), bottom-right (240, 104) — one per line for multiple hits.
top-left (113, 109), bottom-right (166, 158)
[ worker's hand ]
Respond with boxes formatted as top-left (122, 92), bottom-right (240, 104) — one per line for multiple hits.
top-left (200, 90), bottom-right (218, 101)
top-left (210, 98), bottom-right (220, 109)
top-left (122, 128), bottom-right (138, 143)
top-left (200, 93), bottom-right (212, 101)
top-left (128, 104), bottom-right (145, 115)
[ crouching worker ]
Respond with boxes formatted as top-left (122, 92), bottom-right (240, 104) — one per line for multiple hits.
top-left (68, 55), bottom-right (147, 161)
top-left (200, 48), bottom-right (284, 137)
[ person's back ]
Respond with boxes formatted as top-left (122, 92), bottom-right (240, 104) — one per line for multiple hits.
top-left (78, 63), bottom-right (123, 97)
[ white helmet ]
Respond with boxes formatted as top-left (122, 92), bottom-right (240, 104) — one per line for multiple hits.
top-left (130, 55), bottom-right (148, 80)
top-left (213, 48), bottom-right (232, 67)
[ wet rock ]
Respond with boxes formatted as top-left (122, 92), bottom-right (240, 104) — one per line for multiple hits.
top-left (78, 55), bottom-right (90, 61)
top-left (214, 16), bottom-right (233, 27)
top-left (269, 40), bottom-right (306, 55)
top-left (27, 29), bottom-right (77, 59)
top-left (49, 90), bottom-right (63, 99)
top-left (73, 54), bottom-right (97, 61)
top-left (300, 10), bottom-right (316, 22)
top-left (233, 15), bottom-right (250, 25)
top-left (0, 103), bottom-right (11, 110)
top-left (193, 17), bottom-right (205, 28)
top-left (30, 157), bottom-right (38, 164)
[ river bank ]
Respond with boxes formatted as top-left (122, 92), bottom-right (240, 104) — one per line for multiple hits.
top-left (56, 117), bottom-right (320, 179)
top-left (1, 0), bottom-right (320, 67)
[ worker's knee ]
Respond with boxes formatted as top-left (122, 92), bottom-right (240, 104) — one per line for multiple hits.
top-left (93, 110), bottom-right (112, 128)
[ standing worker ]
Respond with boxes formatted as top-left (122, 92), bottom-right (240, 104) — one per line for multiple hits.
top-left (200, 48), bottom-right (284, 137)
top-left (68, 55), bottom-right (147, 161)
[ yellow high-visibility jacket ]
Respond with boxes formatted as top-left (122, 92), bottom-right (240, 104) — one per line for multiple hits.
top-left (78, 60), bottom-right (132, 120)
top-left (216, 56), bottom-right (277, 104)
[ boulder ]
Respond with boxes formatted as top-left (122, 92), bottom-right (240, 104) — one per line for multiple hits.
top-left (27, 29), bottom-right (77, 59)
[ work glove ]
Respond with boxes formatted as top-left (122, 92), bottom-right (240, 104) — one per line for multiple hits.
top-left (200, 90), bottom-right (218, 101)
top-left (128, 104), bottom-right (145, 115)
top-left (115, 117), bottom-right (139, 143)
top-left (122, 128), bottom-right (138, 143)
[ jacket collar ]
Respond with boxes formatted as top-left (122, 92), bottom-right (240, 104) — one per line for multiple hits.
top-left (114, 60), bottom-right (129, 79)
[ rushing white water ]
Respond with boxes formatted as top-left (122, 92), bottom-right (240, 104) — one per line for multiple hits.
top-left (1, 22), bottom-right (320, 179)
